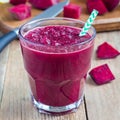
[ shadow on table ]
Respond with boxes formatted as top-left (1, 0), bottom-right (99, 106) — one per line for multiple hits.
top-left (86, 76), bottom-right (97, 86)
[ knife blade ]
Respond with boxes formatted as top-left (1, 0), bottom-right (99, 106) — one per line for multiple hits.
top-left (0, 0), bottom-right (69, 52)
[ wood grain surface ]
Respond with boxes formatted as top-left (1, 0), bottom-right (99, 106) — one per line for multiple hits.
top-left (85, 31), bottom-right (120, 120)
top-left (0, 0), bottom-right (120, 33)
top-left (0, 30), bottom-right (120, 120)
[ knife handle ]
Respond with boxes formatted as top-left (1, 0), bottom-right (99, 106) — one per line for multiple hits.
top-left (0, 30), bottom-right (18, 53)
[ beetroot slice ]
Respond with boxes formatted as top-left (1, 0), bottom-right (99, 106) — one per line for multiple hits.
top-left (87, 0), bottom-right (108, 15)
top-left (9, 4), bottom-right (31, 20)
top-left (10, 0), bottom-right (27, 5)
top-left (29, 0), bottom-right (60, 10)
top-left (97, 42), bottom-right (120, 59)
top-left (89, 64), bottom-right (115, 85)
top-left (63, 3), bottom-right (82, 19)
top-left (102, 0), bottom-right (119, 11)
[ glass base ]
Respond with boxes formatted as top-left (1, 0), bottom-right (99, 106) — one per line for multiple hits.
top-left (31, 95), bottom-right (84, 114)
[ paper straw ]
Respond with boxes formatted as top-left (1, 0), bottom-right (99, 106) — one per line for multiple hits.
top-left (79, 9), bottom-right (98, 36)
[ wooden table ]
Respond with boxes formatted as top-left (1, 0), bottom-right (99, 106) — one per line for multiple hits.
top-left (0, 31), bottom-right (120, 120)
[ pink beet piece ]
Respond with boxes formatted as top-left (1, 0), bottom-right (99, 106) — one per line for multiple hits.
top-left (29, 0), bottom-right (60, 9)
top-left (63, 3), bottom-right (82, 19)
top-left (10, 0), bottom-right (27, 5)
top-left (89, 64), bottom-right (115, 85)
top-left (87, 0), bottom-right (108, 15)
top-left (97, 42), bottom-right (120, 59)
top-left (102, 0), bottom-right (119, 11)
top-left (9, 4), bottom-right (31, 20)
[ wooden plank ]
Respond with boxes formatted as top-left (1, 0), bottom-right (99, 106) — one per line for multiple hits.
top-left (1, 40), bottom-right (87, 120)
top-left (0, 34), bottom-right (9, 105)
top-left (85, 31), bottom-right (120, 120)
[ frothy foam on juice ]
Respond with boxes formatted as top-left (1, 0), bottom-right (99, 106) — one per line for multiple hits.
top-left (24, 25), bottom-right (91, 46)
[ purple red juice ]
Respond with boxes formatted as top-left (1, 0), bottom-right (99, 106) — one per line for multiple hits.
top-left (20, 25), bottom-right (94, 107)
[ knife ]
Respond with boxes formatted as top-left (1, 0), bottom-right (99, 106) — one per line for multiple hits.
top-left (0, 0), bottom-right (69, 52)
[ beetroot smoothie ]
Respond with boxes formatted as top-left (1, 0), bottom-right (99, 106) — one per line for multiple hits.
top-left (19, 18), bottom-right (96, 113)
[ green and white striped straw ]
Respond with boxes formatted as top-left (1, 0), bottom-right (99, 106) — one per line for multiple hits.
top-left (79, 9), bottom-right (98, 36)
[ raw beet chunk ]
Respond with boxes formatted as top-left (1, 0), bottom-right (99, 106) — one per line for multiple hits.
top-left (10, 0), bottom-right (27, 5)
top-left (87, 0), bottom-right (108, 15)
top-left (29, 0), bottom-right (59, 9)
top-left (63, 3), bottom-right (81, 19)
top-left (89, 64), bottom-right (115, 85)
top-left (97, 42), bottom-right (120, 59)
top-left (102, 0), bottom-right (120, 11)
top-left (9, 4), bottom-right (31, 20)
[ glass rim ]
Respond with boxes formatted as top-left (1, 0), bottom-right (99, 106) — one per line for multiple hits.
top-left (19, 17), bottom-right (96, 47)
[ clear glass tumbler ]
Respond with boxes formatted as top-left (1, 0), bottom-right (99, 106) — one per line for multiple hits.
top-left (18, 17), bottom-right (96, 114)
